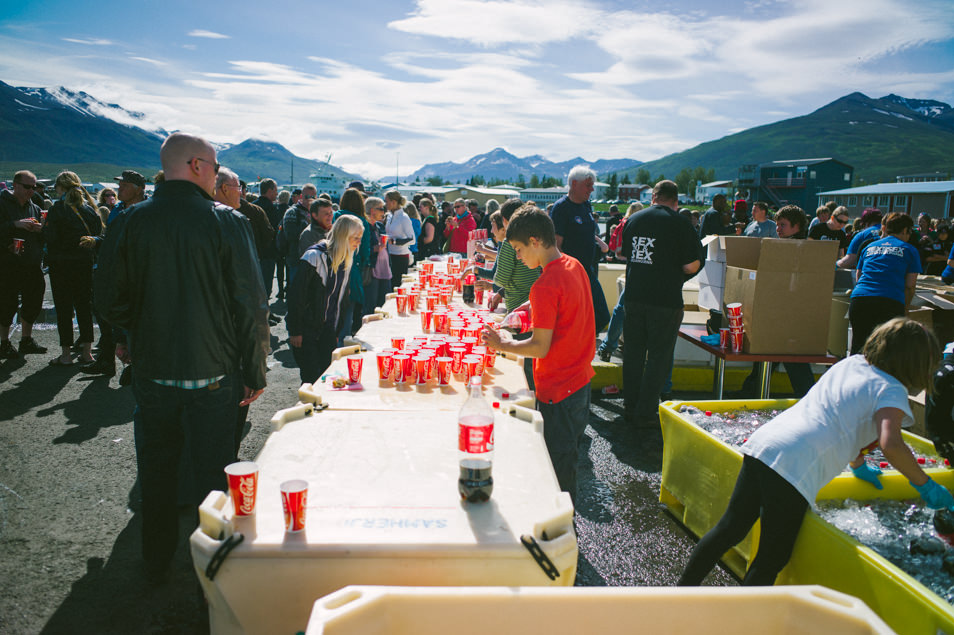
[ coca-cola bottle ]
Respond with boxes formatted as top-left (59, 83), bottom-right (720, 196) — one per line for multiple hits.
top-left (458, 375), bottom-right (494, 502)
top-left (462, 273), bottom-right (476, 304)
top-left (499, 305), bottom-right (531, 333)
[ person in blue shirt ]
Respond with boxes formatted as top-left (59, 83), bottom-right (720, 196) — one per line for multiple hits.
top-left (837, 208), bottom-right (882, 269)
top-left (849, 212), bottom-right (921, 354)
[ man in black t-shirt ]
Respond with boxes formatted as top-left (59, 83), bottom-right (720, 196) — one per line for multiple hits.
top-left (621, 180), bottom-right (702, 426)
top-left (807, 205), bottom-right (850, 258)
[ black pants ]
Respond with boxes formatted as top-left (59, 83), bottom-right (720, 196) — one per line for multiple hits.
top-left (291, 327), bottom-right (338, 385)
top-left (390, 253), bottom-right (410, 291)
top-left (0, 259), bottom-right (45, 327)
top-left (49, 263), bottom-right (94, 346)
top-left (739, 361), bottom-right (815, 398)
top-left (276, 258), bottom-right (286, 299)
top-left (678, 455), bottom-right (809, 586)
top-left (848, 295), bottom-right (905, 355)
top-left (132, 373), bottom-right (238, 571)
top-left (623, 302), bottom-right (683, 421)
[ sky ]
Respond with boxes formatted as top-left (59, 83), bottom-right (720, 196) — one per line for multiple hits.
top-left (2, 0), bottom-right (954, 180)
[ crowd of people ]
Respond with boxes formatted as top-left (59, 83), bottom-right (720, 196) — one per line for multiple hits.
top-left (5, 136), bottom-right (954, 593)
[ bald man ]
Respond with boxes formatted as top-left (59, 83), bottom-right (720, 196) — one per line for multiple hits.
top-left (104, 132), bottom-right (269, 583)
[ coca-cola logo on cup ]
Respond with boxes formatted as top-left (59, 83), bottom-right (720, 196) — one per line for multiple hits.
top-left (238, 476), bottom-right (256, 514)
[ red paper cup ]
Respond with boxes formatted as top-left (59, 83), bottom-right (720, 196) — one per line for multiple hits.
top-left (225, 461), bottom-right (258, 516)
top-left (731, 331), bottom-right (744, 353)
top-left (376, 352), bottom-right (393, 380)
top-left (434, 312), bottom-right (448, 333)
top-left (475, 288), bottom-right (484, 305)
top-left (12, 238), bottom-right (24, 255)
top-left (450, 347), bottom-right (466, 374)
top-left (483, 349), bottom-right (496, 369)
top-left (436, 356), bottom-right (452, 385)
top-left (426, 295), bottom-right (437, 311)
top-left (420, 309), bottom-right (433, 332)
top-left (441, 291), bottom-right (451, 306)
top-left (730, 325), bottom-right (744, 334)
top-left (393, 354), bottom-right (410, 383)
top-left (380, 235), bottom-right (389, 247)
top-left (453, 278), bottom-right (462, 293)
top-left (408, 291), bottom-right (419, 311)
top-left (462, 336), bottom-right (478, 354)
top-left (725, 302), bottom-right (743, 318)
top-left (391, 337), bottom-right (405, 351)
top-left (346, 356), bottom-right (363, 384)
top-left (728, 316), bottom-right (743, 328)
top-left (396, 295), bottom-right (408, 315)
top-left (280, 479), bottom-right (308, 533)
top-left (719, 328), bottom-right (730, 349)
top-left (397, 286), bottom-right (406, 296)
top-left (414, 356), bottom-right (429, 384)
top-left (464, 355), bottom-right (480, 381)
top-left (40, 211), bottom-right (48, 222)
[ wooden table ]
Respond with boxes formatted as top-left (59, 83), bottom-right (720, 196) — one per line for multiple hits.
top-left (677, 325), bottom-right (839, 399)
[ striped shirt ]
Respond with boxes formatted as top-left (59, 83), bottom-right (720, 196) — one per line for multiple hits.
top-left (151, 376), bottom-right (226, 390)
top-left (493, 240), bottom-right (541, 311)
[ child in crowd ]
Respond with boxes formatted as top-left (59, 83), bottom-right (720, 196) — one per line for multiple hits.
top-left (679, 318), bottom-right (949, 586)
top-left (481, 205), bottom-right (595, 503)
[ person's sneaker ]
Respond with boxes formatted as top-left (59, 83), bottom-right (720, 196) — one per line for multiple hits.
top-left (18, 337), bottom-right (47, 355)
top-left (0, 340), bottom-right (17, 359)
top-left (598, 347), bottom-right (612, 363)
top-left (80, 358), bottom-right (115, 376)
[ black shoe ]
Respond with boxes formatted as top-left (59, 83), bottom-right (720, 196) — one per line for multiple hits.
top-left (18, 337), bottom-right (47, 354)
top-left (81, 358), bottom-right (116, 376)
top-left (0, 340), bottom-right (17, 358)
top-left (598, 347), bottom-right (612, 363)
top-left (119, 365), bottom-right (133, 387)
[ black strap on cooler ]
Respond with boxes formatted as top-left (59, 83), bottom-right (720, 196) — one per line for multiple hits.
top-left (520, 533), bottom-right (560, 580)
top-left (205, 532), bottom-right (244, 581)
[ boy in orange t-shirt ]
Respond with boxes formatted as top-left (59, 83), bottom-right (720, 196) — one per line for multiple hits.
top-left (481, 206), bottom-right (595, 502)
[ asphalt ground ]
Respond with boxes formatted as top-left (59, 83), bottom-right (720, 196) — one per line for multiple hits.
top-left (0, 287), bottom-right (734, 635)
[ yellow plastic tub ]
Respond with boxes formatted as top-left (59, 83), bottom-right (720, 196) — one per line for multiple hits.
top-left (659, 399), bottom-right (954, 635)
top-left (306, 585), bottom-right (895, 635)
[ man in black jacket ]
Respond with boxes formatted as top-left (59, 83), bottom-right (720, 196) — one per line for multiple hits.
top-left (104, 132), bottom-right (269, 583)
top-left (257, 178), bottom-right (282, 299)
top-left (0, 170), bottom-right (47, 358)
top-left (278, 183), bottom-right (315, 284)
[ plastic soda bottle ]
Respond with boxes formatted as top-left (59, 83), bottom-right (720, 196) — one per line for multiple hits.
top-left (499, 306), bottom-right (531, 333)
top-left (458, 375), bottom-right (494, 502)
top-left (462, 273), bottom-right (476, 304)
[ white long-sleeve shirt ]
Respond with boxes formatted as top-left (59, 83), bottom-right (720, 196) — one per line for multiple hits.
top-left (386, 209), bottom-right (415, 256)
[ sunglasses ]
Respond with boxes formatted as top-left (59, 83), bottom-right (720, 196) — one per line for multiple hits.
top-left (14, 181), bottom-right (38, 190)
top-left (188, 157), bottom-right (220, 174)
top-left (835, 216), bottom-right (849, 224)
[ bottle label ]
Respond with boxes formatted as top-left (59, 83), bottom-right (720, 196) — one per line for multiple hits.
top-left (459, 422), bottom-right (494, 454)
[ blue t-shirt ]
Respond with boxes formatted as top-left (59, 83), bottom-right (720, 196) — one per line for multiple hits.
top-left (853, 236), bottom-right (922, 304)
top-left (550, 195), bottom-right (596, 271)
top-left (847, 226), bottom-right (881, 255)
top-left (942, 244), bottom-right (954, 281)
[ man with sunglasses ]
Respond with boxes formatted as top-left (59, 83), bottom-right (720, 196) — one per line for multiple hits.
top-left (102, 132), bottom-right (269, 583)
top-left (0, 170), bottom-right (48, 358)
top-left (808, 205), bottom-right (850, 259)
top-left (277, 184), bottom-right (317, 284)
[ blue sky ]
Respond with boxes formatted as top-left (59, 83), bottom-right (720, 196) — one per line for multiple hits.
top-left (2, 0), bottom-right (953, 180)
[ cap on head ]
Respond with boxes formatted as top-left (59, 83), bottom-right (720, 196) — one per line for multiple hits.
top-left (114, 170), bottom-right (146, 188)
top-left (347, 180), bottom-right (365, 192)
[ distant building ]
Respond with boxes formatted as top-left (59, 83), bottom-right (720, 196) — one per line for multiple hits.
top-left (695, 180), bottom-right (733, 205)
top-left (618, 183), bottom-right (650, 202)
top-left (593, 181), bottom-right (610, 200)
top-left (737, 158), bottom-right (853, 212)
top-left (817, 181), bottom-right (954, 219)
top-left (519, 187), bottom-right (568, 206)
top-left (896, 172), bottom-right (950, 183)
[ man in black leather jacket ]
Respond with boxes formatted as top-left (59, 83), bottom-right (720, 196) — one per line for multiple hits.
top-left (104, 132), bottom-right (269, 582)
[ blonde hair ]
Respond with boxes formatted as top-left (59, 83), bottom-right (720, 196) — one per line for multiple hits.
top-left (863, 318), bottom-right (940, 394)
top-left (55, 171), bottom-right (96, 209)
top-left (326, 215), bottom-right (363, 271)
top-left (278, 190), bottom-right (290, 204)
top-left (625, 202), bottom-right (643, 218)
top-left (404, 201), bottom-right (420, 220)
top-left (385, 189), bottom-right (406, 207)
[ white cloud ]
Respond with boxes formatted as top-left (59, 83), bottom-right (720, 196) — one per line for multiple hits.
top-left (62, 38), bottom-right (112, 46)
top-left (188, 30), bottom-right (230, 39)
top-left (130, 57), bottom-right (166, 67)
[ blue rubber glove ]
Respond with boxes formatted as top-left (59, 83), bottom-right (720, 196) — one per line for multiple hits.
top-left (913, 478), bottom-right (954, 510)
top-left (851, 462), bottom-right (883, 490)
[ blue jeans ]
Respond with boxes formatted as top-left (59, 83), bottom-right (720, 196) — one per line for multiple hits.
top-left (132, 372), bottom-right (238, 571)
top-left (600, 288), bottom-right (626, 354)
top-left (537, 384), bottom-right (591, 505)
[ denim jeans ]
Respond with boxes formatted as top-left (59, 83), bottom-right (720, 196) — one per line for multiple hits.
top-left (600, 287), bottom-right (626, 354)
top-left (537, 384), bottom-right (591, 505)
top-left (132, 372), bottom-right (238, 571)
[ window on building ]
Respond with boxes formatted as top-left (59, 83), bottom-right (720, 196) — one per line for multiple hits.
top-left (894, 195), bottom-right (907, 207)
top-left (809, 171), bottom-right (817, 180)
top-left (863, 195), bottom-right (874, 206)
top-left (848, 196), bottom-right (857, 206)
top-left (877, 195), bottom-right (890, 207)
top-left (844, 173), bottom-right (851, 181)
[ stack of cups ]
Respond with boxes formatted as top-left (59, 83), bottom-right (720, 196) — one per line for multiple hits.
top-left (725, 302), bottom-right (744, 353)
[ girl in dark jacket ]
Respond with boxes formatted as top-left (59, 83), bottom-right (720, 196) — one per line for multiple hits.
top-left (286, 215), bottom-right (363, 384)
top-left (44, 171), bottom-right (103, 365)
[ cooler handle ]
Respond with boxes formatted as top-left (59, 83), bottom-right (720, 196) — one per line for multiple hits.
top-left (362, 313), bottom-right (383, 325)
top-left (374, 308), bottom-right (390, 318)
top-left (499, 350), bottom-right (525, 364)
top-left (532, 492), bottom-right (575, 544)
top-left (205, 532), bottom-right (244, 582)
top-left (297, 383), bottom-right (324, 407)
top-left (198, 490), bottom-right (234, 540)
top-left (332, 345), bottom-right (362, 361)
top-left (520, 534), bottom-right (560, 580)
top-left (385, 292), bottom-right (397, 301)
top-left (270, 401), bottom-right (316, 432)
top-left (505, 403), bottom-right (544, 434)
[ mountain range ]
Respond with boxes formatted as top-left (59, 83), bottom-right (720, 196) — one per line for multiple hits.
top-left (408, 147), bottom-right (641, 183)
top-left (617, 92), bottom-right (954, 185)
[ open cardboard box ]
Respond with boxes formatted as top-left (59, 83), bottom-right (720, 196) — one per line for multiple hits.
top-left (723, 237), bottom-right (838, 354)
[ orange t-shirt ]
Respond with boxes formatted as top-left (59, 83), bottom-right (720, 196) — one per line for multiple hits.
top-left (530, 254), bottom-right (595, 404)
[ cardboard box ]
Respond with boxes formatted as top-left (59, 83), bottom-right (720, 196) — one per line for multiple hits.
top-left (702, 235), bottom-right (727, 263)
top-left (696, 259), bottom-right (726, 288)
top-left (723, 237), bottom-right (838, 355)
top-left (697, 284), bottom-right (723, 311)
top-left (829, 293), bottom-right (850, 358)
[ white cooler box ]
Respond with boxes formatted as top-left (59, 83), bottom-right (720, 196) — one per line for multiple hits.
top-left (306, 585), bottom-right (895, 635)
top-left (190, 406), bottom-right (576, 635)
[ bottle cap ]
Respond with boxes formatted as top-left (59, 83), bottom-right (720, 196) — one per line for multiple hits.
top-left (501, 392), bottom-right (509, 399)
top-left (492, 401), bottom-right (499, 409)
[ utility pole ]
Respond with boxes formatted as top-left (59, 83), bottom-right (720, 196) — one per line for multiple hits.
top-left (396, 152), bottom-right (400, 186)
top-left (290, 157), bottom-right (294, 185)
